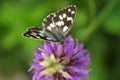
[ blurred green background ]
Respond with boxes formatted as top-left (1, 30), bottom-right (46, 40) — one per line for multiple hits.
top-left (0, 0), bottom-right (120, 80)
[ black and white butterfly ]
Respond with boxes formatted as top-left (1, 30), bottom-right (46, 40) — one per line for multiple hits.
top-left (23, 5), bottom-right (76, 43)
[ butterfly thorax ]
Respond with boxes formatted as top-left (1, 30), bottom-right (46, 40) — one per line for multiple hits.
top-left (43, 26), bottom-right (65, 43)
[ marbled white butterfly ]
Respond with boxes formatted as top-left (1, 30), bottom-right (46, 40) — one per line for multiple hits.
top-left (23, 5), bottom-right (76, 43)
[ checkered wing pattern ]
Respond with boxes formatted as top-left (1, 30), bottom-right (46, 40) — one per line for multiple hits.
top-left (23, 5), bottom-right (76, 43)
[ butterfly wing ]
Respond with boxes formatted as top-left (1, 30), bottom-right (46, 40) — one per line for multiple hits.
top-left (23, 27), bottom-right (58, 42)
top-left (42, 5), bottom-right (76, 36)
top-left (23, 5), bottom-right (76, 42)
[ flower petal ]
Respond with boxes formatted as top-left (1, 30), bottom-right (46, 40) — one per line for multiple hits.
top-left (55, 44), bottom-right (63, 57)
top-left (62, 71), bottom-right (72, 79)
top-left (32, 71), bottom-right (40, 80)
top-left (66, 66), bottom-right (80, 72)
top-left (43, 41), bottom-right (53, 54)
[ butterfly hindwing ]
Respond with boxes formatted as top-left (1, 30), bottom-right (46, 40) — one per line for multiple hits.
top-left (23, 27), bottom-right (59, 42)
top-left (23, 27), bottom-right (44, 39)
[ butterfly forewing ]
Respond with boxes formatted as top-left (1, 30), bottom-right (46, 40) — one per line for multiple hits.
top-left (23, 5), bottom-right (76, 42)
top-left (53, 5), bottom-right (76, 34)
top-left (42, 14), bottom-right (54, 28)
top-left (42, 5), bottom-right (76, 35)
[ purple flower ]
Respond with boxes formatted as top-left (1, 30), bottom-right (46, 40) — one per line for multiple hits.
top-left (29, 36), bottom-right (91, 80)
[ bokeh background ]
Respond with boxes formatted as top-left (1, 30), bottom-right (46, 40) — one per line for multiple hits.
top-left (0, 0), bottom-right (120, 80)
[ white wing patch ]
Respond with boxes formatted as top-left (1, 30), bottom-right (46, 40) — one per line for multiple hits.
top-left (56, 21), bottom-right (64, 26)
top-left (68, 9), bottom-right (71, 12)
top-left (59, 15), bottom-right (63, 20)
top-left (63, 26), bottom-right (68, 32)
top-left (71, 11), bottom-right (75, 14)
top-left (50, 23), bottom-right (55, 27)
top-left (63, 13), bottom-right (67, 18)
top-left (67, 17), bottom-right (73, 21)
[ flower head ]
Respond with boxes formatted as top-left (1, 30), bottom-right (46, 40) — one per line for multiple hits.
top-left (29, 36), bottom-right (90, 80)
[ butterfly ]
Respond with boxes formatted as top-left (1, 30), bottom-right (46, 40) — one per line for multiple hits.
top-left (23, 5), bottom-right (76, 43)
